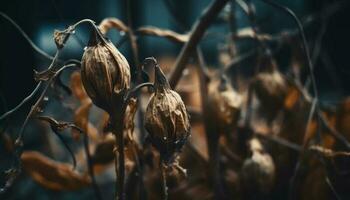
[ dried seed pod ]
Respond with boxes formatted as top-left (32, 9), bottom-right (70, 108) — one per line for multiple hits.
top-left (252, 70), bottom-right (287, 110)
top-left (240, 138), bottom-right (275, 198)
top-left (208, 76), bottom-right (242, 131)
top-left (251, 69), bottom-right (288, 124)
top-left (81, 29), bottom-right (130, 114)
top-left (145, 64), bottom-right (190, 164)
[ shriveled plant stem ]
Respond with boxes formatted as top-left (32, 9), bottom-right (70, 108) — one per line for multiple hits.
top-left (160, 162), bottom-right (168, 200)
top-left (112, 120), bottom-right (126, 200)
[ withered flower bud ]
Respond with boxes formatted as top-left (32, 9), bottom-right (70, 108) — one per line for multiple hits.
top-left (145, 64), bottom-right (190, 164)
top-left (208, 76), bottom-right (242, 131)
top-left (251, 70), bottom-right (288, 121)
top-left (81, 29), bottom-right (130, 113)
top-left (240, 138), bottom-right (275, 196)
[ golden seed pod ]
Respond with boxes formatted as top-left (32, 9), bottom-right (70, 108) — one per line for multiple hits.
top-left (144, 65), bottom-right (190, 164)
top-left (208, 76), bottom-right (242, 131)
top-left (81, 30), bottom-right (131, 113)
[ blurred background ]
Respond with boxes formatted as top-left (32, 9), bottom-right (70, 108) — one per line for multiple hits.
top-left (0, 0), bottom-right (350, 199)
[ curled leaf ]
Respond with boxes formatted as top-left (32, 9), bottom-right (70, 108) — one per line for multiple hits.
top-left (137, 26), bottom-right (189, 43)
top-left (98, 18), bottom-right (129, 35)
top-left (22, 151), bottom-right (90, 191)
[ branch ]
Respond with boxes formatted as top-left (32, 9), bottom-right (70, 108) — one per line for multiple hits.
top-left (309, 145), bottom-right (350, 158)
top-left (35, 116), bottom-right (102, 200)
top-left (0, 12), bottom-right (55, 60)
top-left (36, 116), bottom-right (78, 169)
top-left (169, 0), bottom-right (230, 89)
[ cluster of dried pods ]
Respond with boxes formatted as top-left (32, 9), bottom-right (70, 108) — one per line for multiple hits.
top-left (1, 0), bottom-right (348, 199)
top-left (80, 26), bottom-right (190, 199)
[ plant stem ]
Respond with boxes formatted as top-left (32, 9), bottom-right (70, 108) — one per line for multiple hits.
top-left (160, 162), bottom-right (168, 200)
top-left (112, 114), bottom-right (125, 200)
top-left (82, 129), bottom-right (103, 200)
top-left (195, 47), bottom-right (227, 200)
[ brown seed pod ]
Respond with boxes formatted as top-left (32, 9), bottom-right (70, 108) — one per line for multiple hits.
top-left (251, 70), bottom-right (288, 122)
top-left (144, 64), bottom-right (190, 164)
top-left (81, 29), bottom-right (130, 114)
top-left (208, 76), bottom-right (242, 131)
top-left (240, 138), bottom-right (275, 198)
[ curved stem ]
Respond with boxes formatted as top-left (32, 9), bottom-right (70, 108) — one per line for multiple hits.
top-left (0, 12), bottom-right (55, 60)
top-left (0, 82), bottom-right (42, 122)
top-left (124, 82), bottom-right (154, 103)
top-left (52, 128), bottom-right (77, 169)
top-left (16, 64), bottom-right (76, 141)
top-left (0, 50), bottom-right (59, 122)
top-left (260, 0), bottom-right (318, 98)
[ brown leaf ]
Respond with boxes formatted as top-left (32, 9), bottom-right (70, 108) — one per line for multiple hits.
top-left (70, 72), bottom-right (99, 141)
top-left (70, 71), bottom-right (90, 104)
top-left (73, 101), bottom-right (92, 140)
top-left (98, 18), bottom-right (129, 35)
top-left (21, 151), bottom-right (91, 191)
top-left (137, 26), bottom-right (189, 43)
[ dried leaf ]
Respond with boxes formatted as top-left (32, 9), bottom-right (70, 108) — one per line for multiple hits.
top-left (98, 18), bottom-right (129, 35)
top-left (73, 101), bottom-right (93, 140)
top-left (137, 26), bottom-right (189, 43)
top-left (70, 71), bottom-right (90, 103)
top-left (21, 151), bottom-right (90, 191)
top-left (70, 72), bottom-right (99, 141)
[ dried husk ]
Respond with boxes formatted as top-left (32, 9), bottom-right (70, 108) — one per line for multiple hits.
top-left (81, 29), bottom-right (130, 114)
top-left (145, 65), bottom-right (190, 164)
top-left (208, 77), bottom-right (242, 131)
top-left (252, 70), bottom-right (288, 109)
top-left (240, 138), bottom-right (275, 197)
top-left (251, 69), bottom-right (288, 124)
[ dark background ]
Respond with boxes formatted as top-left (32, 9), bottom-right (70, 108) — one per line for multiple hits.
top-left (0, 0), bottom-right (350, 199)
top-left (1, 0), bottom-right (350, 112)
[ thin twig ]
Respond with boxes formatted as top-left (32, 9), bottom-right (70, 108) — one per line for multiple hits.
top-left (260, 0), bottom-right (318, 98)
top-left (82, 127), bottom-right (103, 200)
top-left (310, 145), bottom-right (350, 158)
top-left (0, 82), bottom-right (42, 122)
top-left (0, 12), bottom-right (55, 60)
top-left (35, 116), bottom-right (78, 169)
